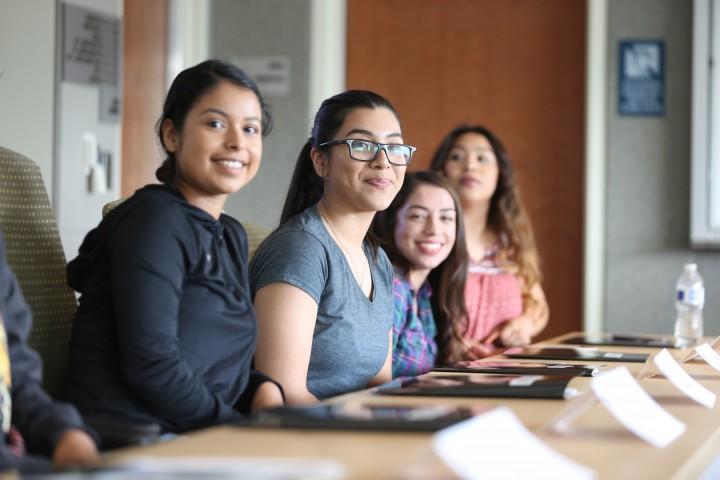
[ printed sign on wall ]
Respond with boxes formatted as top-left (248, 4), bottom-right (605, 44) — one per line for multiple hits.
top-left (233, 56), bottom-right (291, 97)
top-left (618, 40), bottom-right (665, 116)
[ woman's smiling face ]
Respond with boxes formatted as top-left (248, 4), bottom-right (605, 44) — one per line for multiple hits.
top-left (313, 107), bottom-right (408, 213)
top-left (163, 80), bottom-right (263, 205)
top-left (394, 183), bottom-right (457, 275)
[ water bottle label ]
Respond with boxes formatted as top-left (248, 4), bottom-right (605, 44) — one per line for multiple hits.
top-left (677, 286), bottom-right (705, 306)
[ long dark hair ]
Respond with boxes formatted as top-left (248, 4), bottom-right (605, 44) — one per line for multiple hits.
top-left (155, 59), bottom-right (273, 184)
top-left (373, 171), bottom-right (469, 364)
top-left (430, 125), bottom-right (541, 299)
top-left (280, 90), bottom-right (400, 224)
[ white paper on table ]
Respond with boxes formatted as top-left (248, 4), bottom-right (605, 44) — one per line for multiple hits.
top-left (694, 343), bottom-right (720, 373)
top-left (653, 348), bottom-right (716, 408)
top-left (432, 407), bottom-right (595, 480)
top-left (591, 367), bottom-right (686, 448)
top-left (112, 457), bottom-right (346, 479)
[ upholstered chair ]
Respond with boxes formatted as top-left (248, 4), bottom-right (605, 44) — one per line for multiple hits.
top-left (0, 146), bottom-right (76, 397)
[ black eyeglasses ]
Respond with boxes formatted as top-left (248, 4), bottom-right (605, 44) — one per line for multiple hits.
top-left (319, 139), bottom-right (416, 166)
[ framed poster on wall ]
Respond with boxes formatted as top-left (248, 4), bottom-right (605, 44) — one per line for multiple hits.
top-left (618, 40), bottom-right (665, 116)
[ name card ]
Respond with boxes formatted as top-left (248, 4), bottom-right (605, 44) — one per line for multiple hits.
top-left (679, 336), bottom-right (720, 363)
top-left (694, 343), bottom-right (720, 372)
top-left (433, 407), bottom-right (595, 479)
top-left (653, 349), bottom-right (716, 408)
top-left (591, 367), bottom-right (685, 448)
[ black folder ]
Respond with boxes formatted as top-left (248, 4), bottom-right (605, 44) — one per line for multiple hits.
top-left (503, 347), bottom-right (648, 363)
top-left (433, 360), bottom-right (600, 377)
top-left (377, 374), bottom-right (575, 399)
top-left (237, 403), bottom-right (478, 432)
top-left (560, 333), bottom-right (676, 348)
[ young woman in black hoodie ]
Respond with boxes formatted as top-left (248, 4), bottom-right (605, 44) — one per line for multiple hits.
top-left (64, 60), bottom-right (283, 433)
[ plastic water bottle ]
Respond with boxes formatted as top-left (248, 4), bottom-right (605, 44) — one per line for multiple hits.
top-left (674, 263), bottom-right (704, 347)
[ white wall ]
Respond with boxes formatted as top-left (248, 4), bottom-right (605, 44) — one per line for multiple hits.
top-left (603, 0), bottom-right (720, 336)
top-left (54, 0), bottom-right (123, 259)
top-left (210, 0), bottom-right (313, 229)
top-left (210, 0), bottom-right (346, 229)
top-left (0, 0), bottom-right (56, 197)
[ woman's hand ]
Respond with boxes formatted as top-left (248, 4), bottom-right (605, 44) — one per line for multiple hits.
top-left (250, 381), bottom-right (285, 413)
top-left (498, 282), bottom-right (550, 347)
top-left (458, 336), bottom-right (505, 360)
top-left (498, 315), bottom-right (535, 347)
top-left (52, 429), bottom-right (99, 466)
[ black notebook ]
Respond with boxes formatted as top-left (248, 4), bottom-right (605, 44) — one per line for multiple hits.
top-left (503, 347), bottom-right (648, 363)
top-left (560, 333), bottom-right (676, 348)
top-left (236, 403), bottom-right (479, 432)
top-left (377, 374), bottom-right (575, 399)
top-left (433, 360), bottom-right (600, 377)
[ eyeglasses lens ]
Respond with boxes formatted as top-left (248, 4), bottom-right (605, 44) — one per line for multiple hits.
top-left (348, 140), bottom-right (410, 165)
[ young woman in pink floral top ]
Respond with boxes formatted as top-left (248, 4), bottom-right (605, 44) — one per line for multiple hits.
top-left (431, 125), bottom-right (549, 357)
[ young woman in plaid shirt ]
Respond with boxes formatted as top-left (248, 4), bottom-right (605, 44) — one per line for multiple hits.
top-left (374, 171), bottom-right (468, 377)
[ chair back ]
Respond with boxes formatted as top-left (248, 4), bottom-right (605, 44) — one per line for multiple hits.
top-left (245, 223), bottom-right (271, 260)
top-left (0, 147), bottom-right (77, 396)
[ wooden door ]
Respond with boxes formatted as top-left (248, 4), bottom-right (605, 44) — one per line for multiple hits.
top-left (122, 0), bottom-right (167, 197)
top-left (347, 0), bottom-right (586, 339)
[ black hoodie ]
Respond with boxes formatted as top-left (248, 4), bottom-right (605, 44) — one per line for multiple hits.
top-left (64, 184), bottom-right (264, 433)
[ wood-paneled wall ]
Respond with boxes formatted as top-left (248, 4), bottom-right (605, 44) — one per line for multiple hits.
top-left (121, 0), bottom-right (167, 197)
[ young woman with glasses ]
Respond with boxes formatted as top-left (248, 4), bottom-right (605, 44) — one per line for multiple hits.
top-left (431, 125), bottom-right (548, 357)
top-left (372, 171), bottom-right (469, 377)
top-left (64, 60), bottom-right (283, 434)
top-left (250, 90), bottom-right (414, 404)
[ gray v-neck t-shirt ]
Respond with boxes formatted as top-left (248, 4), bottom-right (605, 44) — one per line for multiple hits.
top-left (250, 205), bottom-right (392, 399)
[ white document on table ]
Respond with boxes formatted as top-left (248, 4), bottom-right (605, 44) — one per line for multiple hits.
top-left (432, 406), bottom-right (595, 480)
top-left (112, 457), bottom-right (345, 479)
top-left (653, 348), bottom-right (716, 408)
top-left (591, 367), bottom-right (686, 448)
top-left (694, 343), bottom-right (720, 373)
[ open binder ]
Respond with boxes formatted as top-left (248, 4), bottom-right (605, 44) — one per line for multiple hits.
top-left (503, 347), bottom-right (649, 363)
top-left (236, 403), bottom-right (480, 432)
top-left (560, 333), bottom-right (676, 348)
top-left (377, 374), bottom-right (576, 399)
top-left (433, 360), bottom-right (600, 377)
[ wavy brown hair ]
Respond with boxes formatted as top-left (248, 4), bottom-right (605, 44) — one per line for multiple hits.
top-left (373, 171), bottom-right (468, 364)
top-left (430, 125), bottom-right (541, 305)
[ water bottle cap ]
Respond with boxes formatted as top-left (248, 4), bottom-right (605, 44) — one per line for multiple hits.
top-left (684, 263), bottom-right (698, 272)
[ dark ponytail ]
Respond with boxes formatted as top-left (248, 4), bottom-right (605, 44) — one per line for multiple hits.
top-left (155, 59), bottom-right (272, 185)
top-left (280, 140), bottom-right (325, 223)
top-left (279, 90), bottom-right (400, 224)
top-left (156, 158), bottom-right (177, 184)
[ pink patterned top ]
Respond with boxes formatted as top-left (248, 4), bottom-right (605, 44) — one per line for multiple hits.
top-left (463, 245), bottom-right (523, 343)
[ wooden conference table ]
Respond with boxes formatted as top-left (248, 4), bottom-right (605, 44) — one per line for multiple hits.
top-left (105, 333), bottom-right (720, 479)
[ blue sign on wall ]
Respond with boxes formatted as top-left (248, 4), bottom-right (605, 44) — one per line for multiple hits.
top-left (618, 40), bottom-right (665, 116)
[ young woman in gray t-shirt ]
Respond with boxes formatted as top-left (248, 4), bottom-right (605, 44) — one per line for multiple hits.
top-left (250, 90), bottom-right (415, 404)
